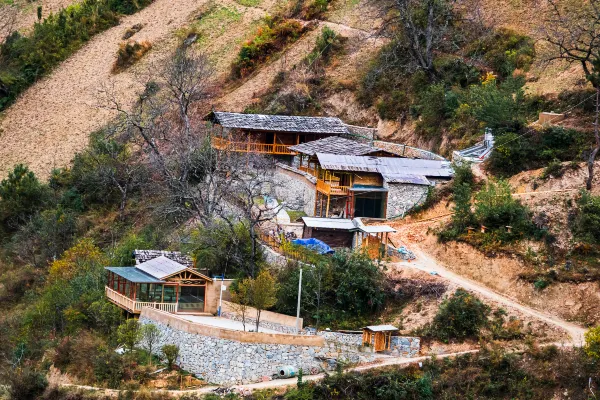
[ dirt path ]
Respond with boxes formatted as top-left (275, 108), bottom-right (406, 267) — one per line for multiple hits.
top-left (57, 350), bottom-right (479, 397)
top-left (391, 249), bottom-right (587, 345)
top-left (0, 0), bottom-right (212, 180)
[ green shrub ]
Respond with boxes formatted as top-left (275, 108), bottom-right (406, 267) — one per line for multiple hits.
top-left (466, 28), bottom-right (535, 78)
top-left (231, 17), bottom-right (305, 78)
top-left (117, 319), bottom-right (142, 352)
top-left (429, 289), bottom-right (490, 342)
top-left (304, 0), bottom-right (331, 19)
top-left (572, 191), bottom-right (600, 244)
top-left (584, 325), bottom-right (600, 360)
top-left (161, 344), bottom-right (180, 370)
top-left (474, 179), bottom-right (535, 237)
top-left (488, 126), bottom-right (589, 177)
top-left (0, 164), bottom-right (50, 231)
top-left (7, 368), bottom-right (48, 400)
top-left (304, 26), bottom-right (344, 66)
top-left (94, 350), bottom-right (125, 388)
top-left (534, 277), bottom-right (550, 291)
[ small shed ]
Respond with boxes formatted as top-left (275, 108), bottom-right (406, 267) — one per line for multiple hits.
top-left (301, 217), bottom-right (358, 248)
top-left (362, 325), bottom-right (399, 352)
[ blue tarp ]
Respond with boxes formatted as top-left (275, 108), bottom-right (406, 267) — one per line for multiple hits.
top-left (292, 238), bottom-right (334, 254)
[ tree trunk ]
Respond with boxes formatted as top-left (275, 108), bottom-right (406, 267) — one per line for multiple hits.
top-left (255, 309), bottom-right (261, 332)
top-left (587, 87), bottom-right (600, 190)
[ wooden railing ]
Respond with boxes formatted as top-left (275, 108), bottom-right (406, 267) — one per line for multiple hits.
top-left (105, 287), bottom-right (178, 314)
top-left (212, 137), bottom-right (295, 155)
top-left (316, 179), bottom-right (350, 196)
top-left (298, 165), bottom-right (318, 177)
top-left (106, 286), bottom-right (136, 312)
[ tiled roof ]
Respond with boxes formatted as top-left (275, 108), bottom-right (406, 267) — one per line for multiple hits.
top-left (210, 112), bottom-right (350, 135)
top-left (133, 250), bottom-right (193, 267)
top-left (289, 136), bottom-right (379, 156)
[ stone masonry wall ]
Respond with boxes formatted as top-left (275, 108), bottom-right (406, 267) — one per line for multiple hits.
top-left (386, 183), bottom-right (429, 219)
top-left (319, 332), bottom-right (420, 358)
top-left (274, 164), bottom-right (316, 216)
top-left (139, 317), bottom-right (381, 384)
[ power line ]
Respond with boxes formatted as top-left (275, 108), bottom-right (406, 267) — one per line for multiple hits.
top-left (493, 91), bottom-right (597, 148)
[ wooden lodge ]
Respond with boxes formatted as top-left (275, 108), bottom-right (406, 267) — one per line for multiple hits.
top-left (293, 151), bottom-right (452, 219)
top-left (362, 325), bottom-right (399, 352)
top-left (105, 256), bottom-right (218, 315)
top-left (206, 111), bottom-right (351, 156)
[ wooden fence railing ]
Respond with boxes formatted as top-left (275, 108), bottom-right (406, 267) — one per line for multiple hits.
top-left (316, 179), bottom-right (350, 195)
top-left (212, 137), bottom-right (295, 155)
top-left (105, 287), bottom-right (178, 313)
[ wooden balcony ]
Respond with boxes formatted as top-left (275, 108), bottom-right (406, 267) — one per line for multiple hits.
top-left (316, 179), bottom-right (350, 196)
top-left (105, 286), bottom-right (178, 314)
top-left (298, 165), bottom-right (318, 177)
top-left (212, 137), bottom-right (296, 155)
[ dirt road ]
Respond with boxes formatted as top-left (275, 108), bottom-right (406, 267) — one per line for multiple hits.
top-left (391, 248), bottom-right (587, 345)
top-left (58, 350), bottom-right (479, 397)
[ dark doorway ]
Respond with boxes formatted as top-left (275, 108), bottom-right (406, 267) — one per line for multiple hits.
top-left (178, 286), bottom-right (206, 313)
top-left (354, 192), bottom-right (386, 218)
top-left (265, 132), bottom-right (275, 144)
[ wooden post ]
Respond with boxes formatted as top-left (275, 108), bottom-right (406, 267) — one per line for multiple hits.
top-left (325, 194), bottom-right (331, 218)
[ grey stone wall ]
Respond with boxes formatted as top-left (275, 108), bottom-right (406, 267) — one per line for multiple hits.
top-left (274, 165), bottom-right (316, 216)
top-left (139, 317), bottom-right (378, 384)
top-left (386, 183), bottom-right (430, 219)
top-left (318, 332), bottom-right (420, 357)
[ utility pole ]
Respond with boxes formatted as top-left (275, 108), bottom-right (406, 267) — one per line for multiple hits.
top-left (295, 266), bottom-right (303, 334)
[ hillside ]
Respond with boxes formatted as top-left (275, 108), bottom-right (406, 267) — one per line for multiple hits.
top-left (0, 0), bottom-right (594, 179)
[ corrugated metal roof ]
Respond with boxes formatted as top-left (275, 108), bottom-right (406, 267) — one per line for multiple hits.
top-left (360, 225), bottom-right (396, 233)
top-left (289, 136), bottom-right (379, 156)
top-left (133, 250), bottom-right (193, 267)
top-left (316, 153), bottom-right (453, 179)
top-left (364, 325), bottom-right (399, 332)
top-left (301, 217), bottom-right (358, 230)
top-left (136, 256), bottom-right (187, 279)
top-left (381, 173), bottom-right (431, 186)
top-left (105, 267), bottom-right (164, 283)
top-left (210, 112), bottom-right (350, 135)
top-left (349, 186), bottom-right (389, 192)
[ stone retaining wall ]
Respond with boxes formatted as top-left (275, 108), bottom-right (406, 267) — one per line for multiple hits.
top-left (386, 183), bottom-right (430, 219)
top-left (139, 309), bottom-right (420, 385)
top-left (274, 164), bottom-right (316, 216)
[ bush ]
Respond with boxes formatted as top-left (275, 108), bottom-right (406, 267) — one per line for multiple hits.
top-left (572, 191), bottom-right (600, 244)
top-left (584, 325), bottom-right (600, 360)
top-left (488, 126), bottom-right (589, 177)
top-left (117, 319), bottom-right (142, 352)
top-left (231, 17), bottom-right (305, 78)
top-left (429, 289), bottom-right (490, 342)
top-left (112, 40), bottom-right (152, 72)
top-left (474, 179), bottom-right (537, 239)
top-left (94, 350), bottom-right (125, 388)
top-left (7, 368), bottom-right (48, 400)
top-left (0, 164), bottom-right (50, 232)
top-left (161, 344), bottom-right (180, 370)
top-left (304, 26), bottom-right (345, 67)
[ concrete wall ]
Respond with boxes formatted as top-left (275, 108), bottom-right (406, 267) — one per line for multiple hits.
top-left (274, 164), bottom-right (316, 216)
top-left (205, 279), bottom-right (234, 314)
top-left (220, 300), bottom-right (302, 334)
top-left (385, 183), bottom-right (429, 219)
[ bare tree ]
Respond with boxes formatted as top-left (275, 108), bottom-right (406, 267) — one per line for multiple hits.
top-left (0, 3), bottom-right (16, 42)
top-left (383, 0), bottom-right (456, 77)
top-left (543, 0), bottom-right (600, 189)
